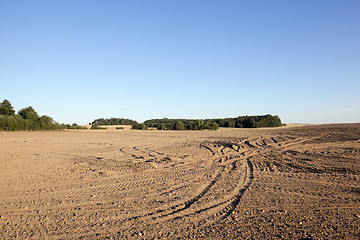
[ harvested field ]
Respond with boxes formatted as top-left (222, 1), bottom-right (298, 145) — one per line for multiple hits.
top-left (0, 124), bottom-right (359, 239)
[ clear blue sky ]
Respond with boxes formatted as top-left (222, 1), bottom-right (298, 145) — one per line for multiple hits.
top-left (1, 1), bottom-right (359, 124)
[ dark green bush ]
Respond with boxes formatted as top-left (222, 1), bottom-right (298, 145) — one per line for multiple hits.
top-left (131, 123), bottom-right (148, 130)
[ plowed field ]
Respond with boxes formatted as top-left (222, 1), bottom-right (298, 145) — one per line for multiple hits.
top-left (0, 124), bottom-right (359, 239)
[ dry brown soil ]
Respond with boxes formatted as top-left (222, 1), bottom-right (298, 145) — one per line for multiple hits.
top-left (0, 124), bottom-right (359, 239)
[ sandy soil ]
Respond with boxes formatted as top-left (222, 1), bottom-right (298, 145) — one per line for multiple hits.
top-left (0, 124), bottom-right (359, 239)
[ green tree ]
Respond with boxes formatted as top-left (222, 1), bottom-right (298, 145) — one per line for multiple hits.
top-left (224, 119), bottom-right (235, 128)
top-left (209, 121), bottom-right (219, 130)
top-left (0, 99), bottom-right (15, 115)
top-left (18, 106), bottom-right (39, 121)
top-left (156, 124), bottom-right (165, 130)
top-left (172, 121), bottom-right (185, 130)
top-left (39, 115), bottom-right (55, 130)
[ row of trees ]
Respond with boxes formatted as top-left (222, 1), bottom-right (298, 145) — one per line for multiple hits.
top-left (143, 115), bottom-right (282, 130)
top-left (213, 115), bottom-right (283, 128)
top-left (0, 99), bottom-right (61, 131)
top-left (92, 118), bottom-right (137, 126)
top-left (142, 119), bottom-right (219, 130)
top-left (0, 99), bottom-right (93, 131)
top-left (1, 99), bottom-right (283, 131)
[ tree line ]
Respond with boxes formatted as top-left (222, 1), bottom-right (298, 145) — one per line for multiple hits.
top-left (142, 115), bottom-right (282, 130)
top-left (1, 99), bottom-right (283, 131)
top-left (0, 99), bottom-right (61, 131)
top-left (0, 99), bottom-right (89, 131)
top-left (143, 118), bottom-right (220, 130)
top-left (213, 114), bottom-right (283, 128)
top-left (92, 118), bottom-right (138, 126)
